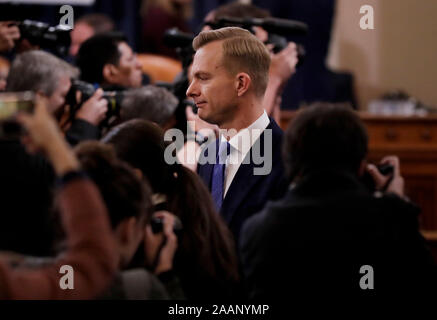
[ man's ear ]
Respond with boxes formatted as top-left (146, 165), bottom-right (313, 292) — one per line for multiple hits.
top-left (235, 72), bottom-right (251, 97)
top-left (103, 64), bottom-right (119, 83)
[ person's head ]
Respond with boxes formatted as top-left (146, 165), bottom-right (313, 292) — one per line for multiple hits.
top-left (102, 119), bottom-right (239, 294)
top-left (6, 50), bottom-right (78, 114)
top-left (76, 32), bottom-right (142, 88)
top-left (69, 13), bottom-right (115, 57)
top-left (74, 141), bottom-right (153, 268)
top-left (203, 2), bottom-right (271, 42)
top-left (283, 103), bottom-right (368, 183)
top-left (120, 85), bottom-right (178, 129)
top-left (186, 27), bottom-right (270, 127)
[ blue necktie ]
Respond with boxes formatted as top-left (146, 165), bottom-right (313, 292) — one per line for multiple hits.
top-left (211, 140), bottom-right (230, 211)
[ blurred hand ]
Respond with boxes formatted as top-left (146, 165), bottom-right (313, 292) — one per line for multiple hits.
top-left (269, 42), bottom-right (298, 86)
top-left (16, 96), bottom-right (61, 155)
top-left (0, 22), bottom-right (20, 52)
top-left (76, 88), bottom-right (108, 126)
top-left (17, 96), bottom-right (79, 175)
top-left (144, 211), bottom-right (178, 275)
top-left (366, 155), bottom-right (405, 198)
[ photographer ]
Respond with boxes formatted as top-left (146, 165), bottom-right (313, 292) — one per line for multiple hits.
top-left (76, 32), bottom-right (145, 91)
top-left (6, 50), bottom-right (108, 144)
top-left (74, 141), bottom-right (181, 300)
top-left (240, 103), bottom-right (437, 300)
top-left (0, 97), bottom-right (118, 299)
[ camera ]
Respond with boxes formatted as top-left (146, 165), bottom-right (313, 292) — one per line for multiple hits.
top-left (0, 91), bottom-right (35, 139)
top-left (150, 216), bottom-right (183, 235)
top-left (361, 163), bottom-right (394, 192)
top-left (65, 79), bottom-right (124, 124)
top-left (17, 20), bottom-right (71, 57)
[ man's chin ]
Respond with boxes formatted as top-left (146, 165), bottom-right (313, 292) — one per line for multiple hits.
top-left (197, 109), bottom-right (208, 121)
top-left (198, 111), bottom-right (218, 127)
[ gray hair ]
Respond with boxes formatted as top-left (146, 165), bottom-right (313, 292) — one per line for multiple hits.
top-left (120, 85), bottom-right (178, 126)
top-left (6, 50), bottom-right (78, 96)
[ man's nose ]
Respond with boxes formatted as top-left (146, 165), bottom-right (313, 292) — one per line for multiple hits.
top-left (186, 80), bottom-right (198, 98)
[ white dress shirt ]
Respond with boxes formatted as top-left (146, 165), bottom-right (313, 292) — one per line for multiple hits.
top-left (221, 110), bottom-right (270, 197)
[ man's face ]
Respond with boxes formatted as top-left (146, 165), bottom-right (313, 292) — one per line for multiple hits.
top-left (69, 22), bottom-right (95, 57)
top-left (108, 42), bottom-right (143, 88)
top-left (46, 75), bottom-right (71, 115)
top-left (186, 41), bottom-right (238, 127)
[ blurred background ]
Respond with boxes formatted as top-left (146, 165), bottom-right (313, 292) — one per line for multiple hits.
top-left (2, 0), bottom-right (436, 112)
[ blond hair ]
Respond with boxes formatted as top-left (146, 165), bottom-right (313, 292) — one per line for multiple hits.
top-left (193, 27), bottom-right (271, 97)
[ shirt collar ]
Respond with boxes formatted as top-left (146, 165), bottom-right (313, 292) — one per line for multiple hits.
top-left (220, 110), bottom-right (270, 156)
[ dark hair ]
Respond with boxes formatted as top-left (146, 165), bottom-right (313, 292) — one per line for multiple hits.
top-left (74, 141), bottom-right (153, 229)
top-left (283, 103), bottom-right (368, 182)
top-left (102, 119), bottom-right (240, 299)
top-left (210, 2), bottom-right (271, 21)
top-left (76, 32), bottom-right (127, 84)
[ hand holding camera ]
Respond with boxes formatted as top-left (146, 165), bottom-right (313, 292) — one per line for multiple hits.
top-left (65, 79), bottom-right (124, 127)
top-left (144, 211), bottom-right (180, 275)
top-left (366, 155), bottom-right (405, 198)
top-left (75, 88), bottom-right (109, 126)
top-left (269, 42), bottom-right (299, 89)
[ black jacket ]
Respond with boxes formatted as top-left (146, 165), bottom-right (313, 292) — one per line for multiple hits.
top-left (240, 170), bottom-right (437, 300)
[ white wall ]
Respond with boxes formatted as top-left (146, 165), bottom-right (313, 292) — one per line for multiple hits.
top-left (328, 0), bottom-right (437, 110)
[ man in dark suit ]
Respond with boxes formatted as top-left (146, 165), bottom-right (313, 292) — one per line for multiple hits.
top-left (187, 27), bottom-right (288, 241)
top-left (240, 103), bottom-right (437, 300)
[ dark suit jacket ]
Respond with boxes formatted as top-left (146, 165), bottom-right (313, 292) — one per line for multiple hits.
top-left (240, 170), bottom-right (437, 300)
top-left (197, 119), bottom-right (287, 242)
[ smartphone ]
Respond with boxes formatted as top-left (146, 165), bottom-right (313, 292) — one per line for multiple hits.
top-left (0, 91), bottom-right (35, 139)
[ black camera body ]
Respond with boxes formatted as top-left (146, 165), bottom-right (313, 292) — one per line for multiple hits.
top-left (18, 20), bottom-right (71, 57)
top-left (150, 216), bottom-right (183, 235)
top-left (65, 79), bottom-right (124, 122)
top-left (361, 163), bottom-right (394, 192)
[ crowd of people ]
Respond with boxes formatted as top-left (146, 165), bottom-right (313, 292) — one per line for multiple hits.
top-left (0, 1), bottom-right (436, 301)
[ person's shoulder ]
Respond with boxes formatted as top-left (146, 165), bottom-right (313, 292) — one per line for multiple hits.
top-left (266, 118), bottom-right (283, 135)
top-left (240, 196), bottom-right (291, 241)
top-left (373, 192), bottom-right (421, 223)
